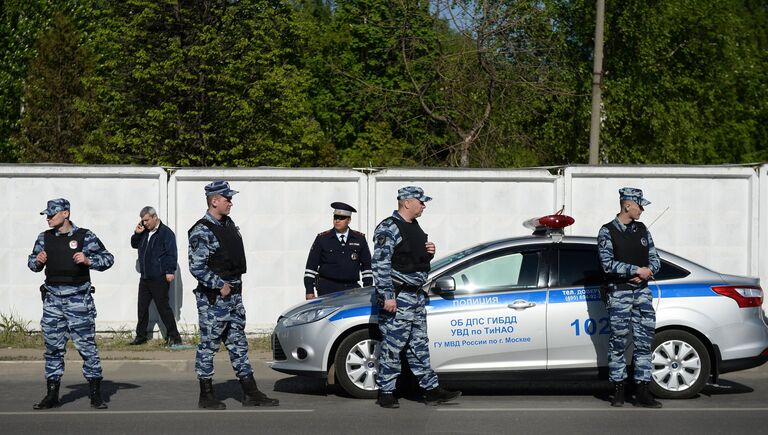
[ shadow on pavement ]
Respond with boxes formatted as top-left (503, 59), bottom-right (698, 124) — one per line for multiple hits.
top-left (274, 376), bottom-right (329, 396)
top-left (700, 378), bottom-right (754, 396)
top-left (60, 380), bottom-right (140, 405)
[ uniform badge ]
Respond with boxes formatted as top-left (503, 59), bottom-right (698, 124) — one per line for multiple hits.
top-left (69, 240), bottom-right (78, 250)
top-left (641, 237), bottom-right (648, 247)
top-left (377, 236), bottom-right (386, 246)
top-left (351, 252), bottom-right (358, 260)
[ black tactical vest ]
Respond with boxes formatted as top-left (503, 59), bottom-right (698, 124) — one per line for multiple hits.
top-left (603, 220), bottom-right (650, 268)
top-left (192, 218), bottom-right (247, 279)
top-left (382, 217), bottom-right (431, 273)
top-left (44, 228), bottom-right (91, 285)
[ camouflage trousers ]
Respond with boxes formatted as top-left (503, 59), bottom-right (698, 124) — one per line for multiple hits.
top-left (607, 286), bottom-right (656, 382)
top-left (376, 290), bottom-right (439, 392)
top-left (41, 291), bottom-right (102, 381)
top-left (194, 291), bottom-right (253, 379)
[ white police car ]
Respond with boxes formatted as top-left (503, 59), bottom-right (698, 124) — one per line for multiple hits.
top-left (270, 217), bottom-right (768, 399)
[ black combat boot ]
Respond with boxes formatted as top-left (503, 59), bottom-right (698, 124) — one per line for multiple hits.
top-left (634, 381), bottom-right (662, 408)
top-left (376, 391), bottom-right (400, 409)
top-left (33, 379), bottom-right (61, 410)
top-left (198, 378), bottom-right (226, 410)
top-left (238, 374), bottom-right (279, 407)
top-left (88, 378), bottom-right (108, 409)
top-left (610, 382), bottom-right (625, 407)
top-left (424, 386), bottom-right (462, 406)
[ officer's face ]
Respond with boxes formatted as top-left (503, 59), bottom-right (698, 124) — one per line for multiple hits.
top-left (46, 210), bottom-right (68, 228)
top-left (212, 195), bottom-right (233, 215)
top-left (333, 215), bottom-right (350, 232)
top-left (409, 198), bottom-right (426, 218)
top-left (626, 201), bottom-right (643, 220)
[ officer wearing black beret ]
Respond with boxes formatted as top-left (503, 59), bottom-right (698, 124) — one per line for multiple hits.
top-left (304, 202), bottom-right (373, 299)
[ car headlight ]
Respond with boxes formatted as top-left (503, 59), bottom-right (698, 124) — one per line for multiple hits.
top-left (281, 306), bottom-right (339, 327)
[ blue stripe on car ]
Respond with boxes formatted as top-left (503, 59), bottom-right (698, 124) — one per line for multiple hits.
top-left (329, 306), bottom-right (374, 321)
top-left (328, 284), bottom-right (720, 321)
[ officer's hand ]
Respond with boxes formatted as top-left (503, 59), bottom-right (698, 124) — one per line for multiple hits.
top-left (165, 274), bottom-right (175, 283)
top-left (36, 250), bottom-right (47, 266)
top-left (73, 252), bottom-right (91, 266)
top-left (636, 267), bottom-right (653, 280)
top-left (135, 221), bottom-right (145, 234)
top-left (220, 282), bottom-right (232, 297)
top-left (383, 299), bottom-right (397, 313)
top-left (305, 293), bottom-right (316, 300)
top-left (425, 241), bottom-right (436, 255)
top-left (629, 277), bottom-right (643, 284)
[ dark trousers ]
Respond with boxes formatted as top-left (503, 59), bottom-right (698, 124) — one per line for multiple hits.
top-left (135, 278), bottom-right (180, 341)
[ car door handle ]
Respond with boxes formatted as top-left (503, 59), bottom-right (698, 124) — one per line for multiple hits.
top-left (508, 300), bottom-right (536, 310)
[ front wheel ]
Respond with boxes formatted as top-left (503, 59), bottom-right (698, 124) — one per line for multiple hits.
top-left (650, 329), bottom-right (711, 399)
top-left (334, 329), bottom-right (381, 399)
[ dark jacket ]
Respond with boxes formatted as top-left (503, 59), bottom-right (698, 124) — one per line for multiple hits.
top-left (131, 222), bottom-right (177, 280)
top-left (304, 229), bottom-right (373, 296)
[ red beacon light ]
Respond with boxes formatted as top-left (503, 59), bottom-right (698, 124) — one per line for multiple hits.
top-left (523, 208), bottom-right (575, 242)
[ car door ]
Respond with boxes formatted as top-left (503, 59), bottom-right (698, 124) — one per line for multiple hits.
top-left (426, 246), bottom-right (549, 372)
top-left (546, 244), bottom-right (609, 370)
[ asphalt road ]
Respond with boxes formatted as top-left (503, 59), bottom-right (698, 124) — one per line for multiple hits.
top-left (1, 351), bottom-right (767, 435)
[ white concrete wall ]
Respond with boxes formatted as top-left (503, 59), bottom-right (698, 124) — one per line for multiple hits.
top-left (565, 166), bottom-right (759, 278)
top-left (169, 169), bottom-right (368, 333)
top-left (0, 165), bottom-right (167, 331)
top-left (0, 164), bottom-right (763, 334)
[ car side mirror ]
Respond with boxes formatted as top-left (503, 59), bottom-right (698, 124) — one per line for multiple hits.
top-left (434, 276), bottom-right (456, 294)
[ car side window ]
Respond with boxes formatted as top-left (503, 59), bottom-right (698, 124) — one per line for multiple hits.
top-left (558, 247), bottom-right (603, 287)
top-left (447, 251), bottom-right (540, 294)
top-left (655, 260), bottom-right (690, 281)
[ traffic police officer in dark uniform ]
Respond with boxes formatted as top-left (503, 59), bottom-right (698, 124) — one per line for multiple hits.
top-left (598, 187), bottom-right (662, 408)
top-left (303, 202), bottom-right (373, 300)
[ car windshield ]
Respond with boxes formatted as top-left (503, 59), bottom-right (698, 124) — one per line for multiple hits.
top-left (430, 242), bottom-right (497, 270)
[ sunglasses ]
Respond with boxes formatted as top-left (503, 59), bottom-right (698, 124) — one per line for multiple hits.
top-left (333, 215), bottom-right (350, 221)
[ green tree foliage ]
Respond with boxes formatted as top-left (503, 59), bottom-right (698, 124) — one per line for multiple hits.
top-left (299, 0), bottom-right (440, 167)
top-left (13, 10), bottom-right (95, 162)
top-left (0, 0), bottom-right (765, 167)
top-left (87, 0), bottom-right (324, 166)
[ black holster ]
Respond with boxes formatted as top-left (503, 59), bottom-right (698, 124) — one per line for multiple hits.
top-left (39, 285), bottom-right (47, 302)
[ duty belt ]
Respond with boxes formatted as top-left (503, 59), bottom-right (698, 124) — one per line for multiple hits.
top-left (394, 282), bottom-right (421, 293)
top-left (197, 283), bottom-right (242, 295)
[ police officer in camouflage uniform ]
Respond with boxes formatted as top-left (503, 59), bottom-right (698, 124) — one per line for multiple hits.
top-left (27, 198), bottom-right (114, 410)
top-left (372, 186), bottom-right (461, 409)
top-left (598, 187), bottom-right (662, 408)
top-left (304, 202), bottom-right (373, 300)
top-left (188, 180), bottom-right (278, 410)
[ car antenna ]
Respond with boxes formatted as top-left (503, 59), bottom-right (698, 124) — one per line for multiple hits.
top-left (646, 206), bottom-right (670, 229)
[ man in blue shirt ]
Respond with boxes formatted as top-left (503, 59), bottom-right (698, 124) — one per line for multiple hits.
top-left (129, 206), bottom-right (182, 346)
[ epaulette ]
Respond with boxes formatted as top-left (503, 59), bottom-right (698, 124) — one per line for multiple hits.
top-left (351, 229), bottom-right (366, 237)
top-left (318, 230), bottom-right (331, 236)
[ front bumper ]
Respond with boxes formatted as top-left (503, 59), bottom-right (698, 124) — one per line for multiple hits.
top-left (269, 318), bottom-right (341, 376)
